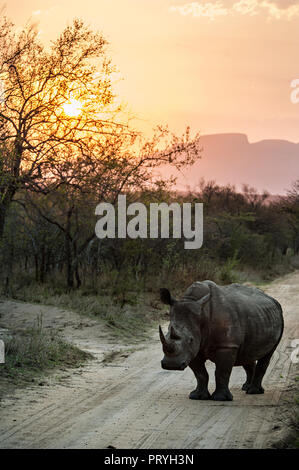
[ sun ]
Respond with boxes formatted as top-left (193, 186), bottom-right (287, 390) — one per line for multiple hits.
top-left (63, 98), bottom-right (82, 117)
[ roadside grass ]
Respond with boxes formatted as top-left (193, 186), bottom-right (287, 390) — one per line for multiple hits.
top-left (9, 277), bottom-right (165, 341)
top-left (270, 375), bottom-right (299, 449)
top-left (290, 377), bottom-right (299, 449)
top-left (0, 315), bottom-right (92, 395)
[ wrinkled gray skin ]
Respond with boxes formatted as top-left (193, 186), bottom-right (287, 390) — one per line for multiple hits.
top-left (159, 280), bottom-right (284, 401)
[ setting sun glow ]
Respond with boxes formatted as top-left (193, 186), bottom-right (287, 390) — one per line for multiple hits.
top-left (63, 98), bottom-right (82, 117)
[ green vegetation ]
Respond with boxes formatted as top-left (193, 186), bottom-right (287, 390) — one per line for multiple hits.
top-left (2, 181), bottom-right (299, 305)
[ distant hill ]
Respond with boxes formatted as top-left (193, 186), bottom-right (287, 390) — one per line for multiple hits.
top-left (170, 133), bottom-right (299, 195)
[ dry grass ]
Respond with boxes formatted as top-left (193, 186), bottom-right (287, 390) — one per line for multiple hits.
top-left (0, 315), bottom-right (92, 392)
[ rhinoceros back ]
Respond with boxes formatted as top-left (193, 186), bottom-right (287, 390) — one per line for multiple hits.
top-left (183, 280), bottom-right (284, 363)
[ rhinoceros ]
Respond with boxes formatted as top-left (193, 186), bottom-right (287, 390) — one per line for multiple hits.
top-left (159, 280), bottom-right (284, 401)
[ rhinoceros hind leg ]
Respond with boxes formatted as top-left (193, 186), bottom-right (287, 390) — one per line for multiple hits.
top-left (246, 348), bottom-right (276, 394)
top-left (189, 389), bottom-right (211, 400)
top-left (242, 362), bottom-right (256, 391)
top-left (246, 384), bottom-right (264, 394)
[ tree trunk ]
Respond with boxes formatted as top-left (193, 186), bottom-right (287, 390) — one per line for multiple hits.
top-left (34, 254), bottom-right (39, 282)
top-left (0, 188), bottom-right (15, 238)
top-left (0, 202), bottom-right (7, 239)
top-left (65, 234), bottom-right (74, 289)
top-left (73, 241), bottom-right (81, 289)
top-left (65, 209), bottom-right (74, 289)
top-left (75, 265), bottom-right (81, 289)
top-left (3, 241), bottom-right (14, 296)
top-left (40, 244), bottom-right (45, 283)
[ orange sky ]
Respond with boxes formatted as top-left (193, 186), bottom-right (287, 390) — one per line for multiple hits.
top-left (4, 0), bottom-right (299, 143)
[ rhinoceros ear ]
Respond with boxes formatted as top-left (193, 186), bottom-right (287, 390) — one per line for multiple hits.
top-left (196, 293), bottom-right (210, 307)
top-left (160, 288), bottom-right (175, 306)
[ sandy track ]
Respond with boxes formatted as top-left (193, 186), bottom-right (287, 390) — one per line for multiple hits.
top-left (0, 272), bottom-right (298, 449)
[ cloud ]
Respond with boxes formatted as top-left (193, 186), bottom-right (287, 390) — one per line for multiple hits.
top-left (233, 1), bottom-right (259, 16)
top-left (271, 0), bottom-right (299, 7)
top-left (235, 0), bottom-right (299, 19)
top-left (170, 0), bottom-right (299, 19)
top-left (170, 2), bottom-right (228, 20)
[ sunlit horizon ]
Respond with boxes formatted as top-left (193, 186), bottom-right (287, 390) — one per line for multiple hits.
top-left (3, 0), bottom-right (299, 194)
top-left (3, 0), bottom-right (299, 143)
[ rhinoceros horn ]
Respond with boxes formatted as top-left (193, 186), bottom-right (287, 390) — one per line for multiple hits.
top-left (159, 325), bottom-right (166, 345)
top-left (159, 325), bottom-right (174, 353)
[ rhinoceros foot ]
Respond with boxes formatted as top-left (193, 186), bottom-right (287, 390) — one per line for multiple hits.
top-left (211, 389), bottom-right (233, 401)
top-left (246, 384), bottom-right (264, 394)
top-left (242, 381), bottom-right (250, 391)
top-left (189, 389), bottom-right (211, 400)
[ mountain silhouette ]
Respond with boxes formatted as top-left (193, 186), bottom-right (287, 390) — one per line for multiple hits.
top-left (173, 133), bottom-right (299, 194)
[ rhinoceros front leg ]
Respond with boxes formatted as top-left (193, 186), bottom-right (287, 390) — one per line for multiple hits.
top-left (211, 348), bottom-right (237, 401)
top-left (188, 357), bottom-right (211, 400)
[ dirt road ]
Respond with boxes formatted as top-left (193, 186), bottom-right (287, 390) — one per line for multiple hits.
top-left (0, 272), bottom-right (298, 449)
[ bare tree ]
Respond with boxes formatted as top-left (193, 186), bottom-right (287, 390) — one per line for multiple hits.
top-left (0, 16), bottom-right (200, 239)
top-left (0, 16), bottom-right (129, 236)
